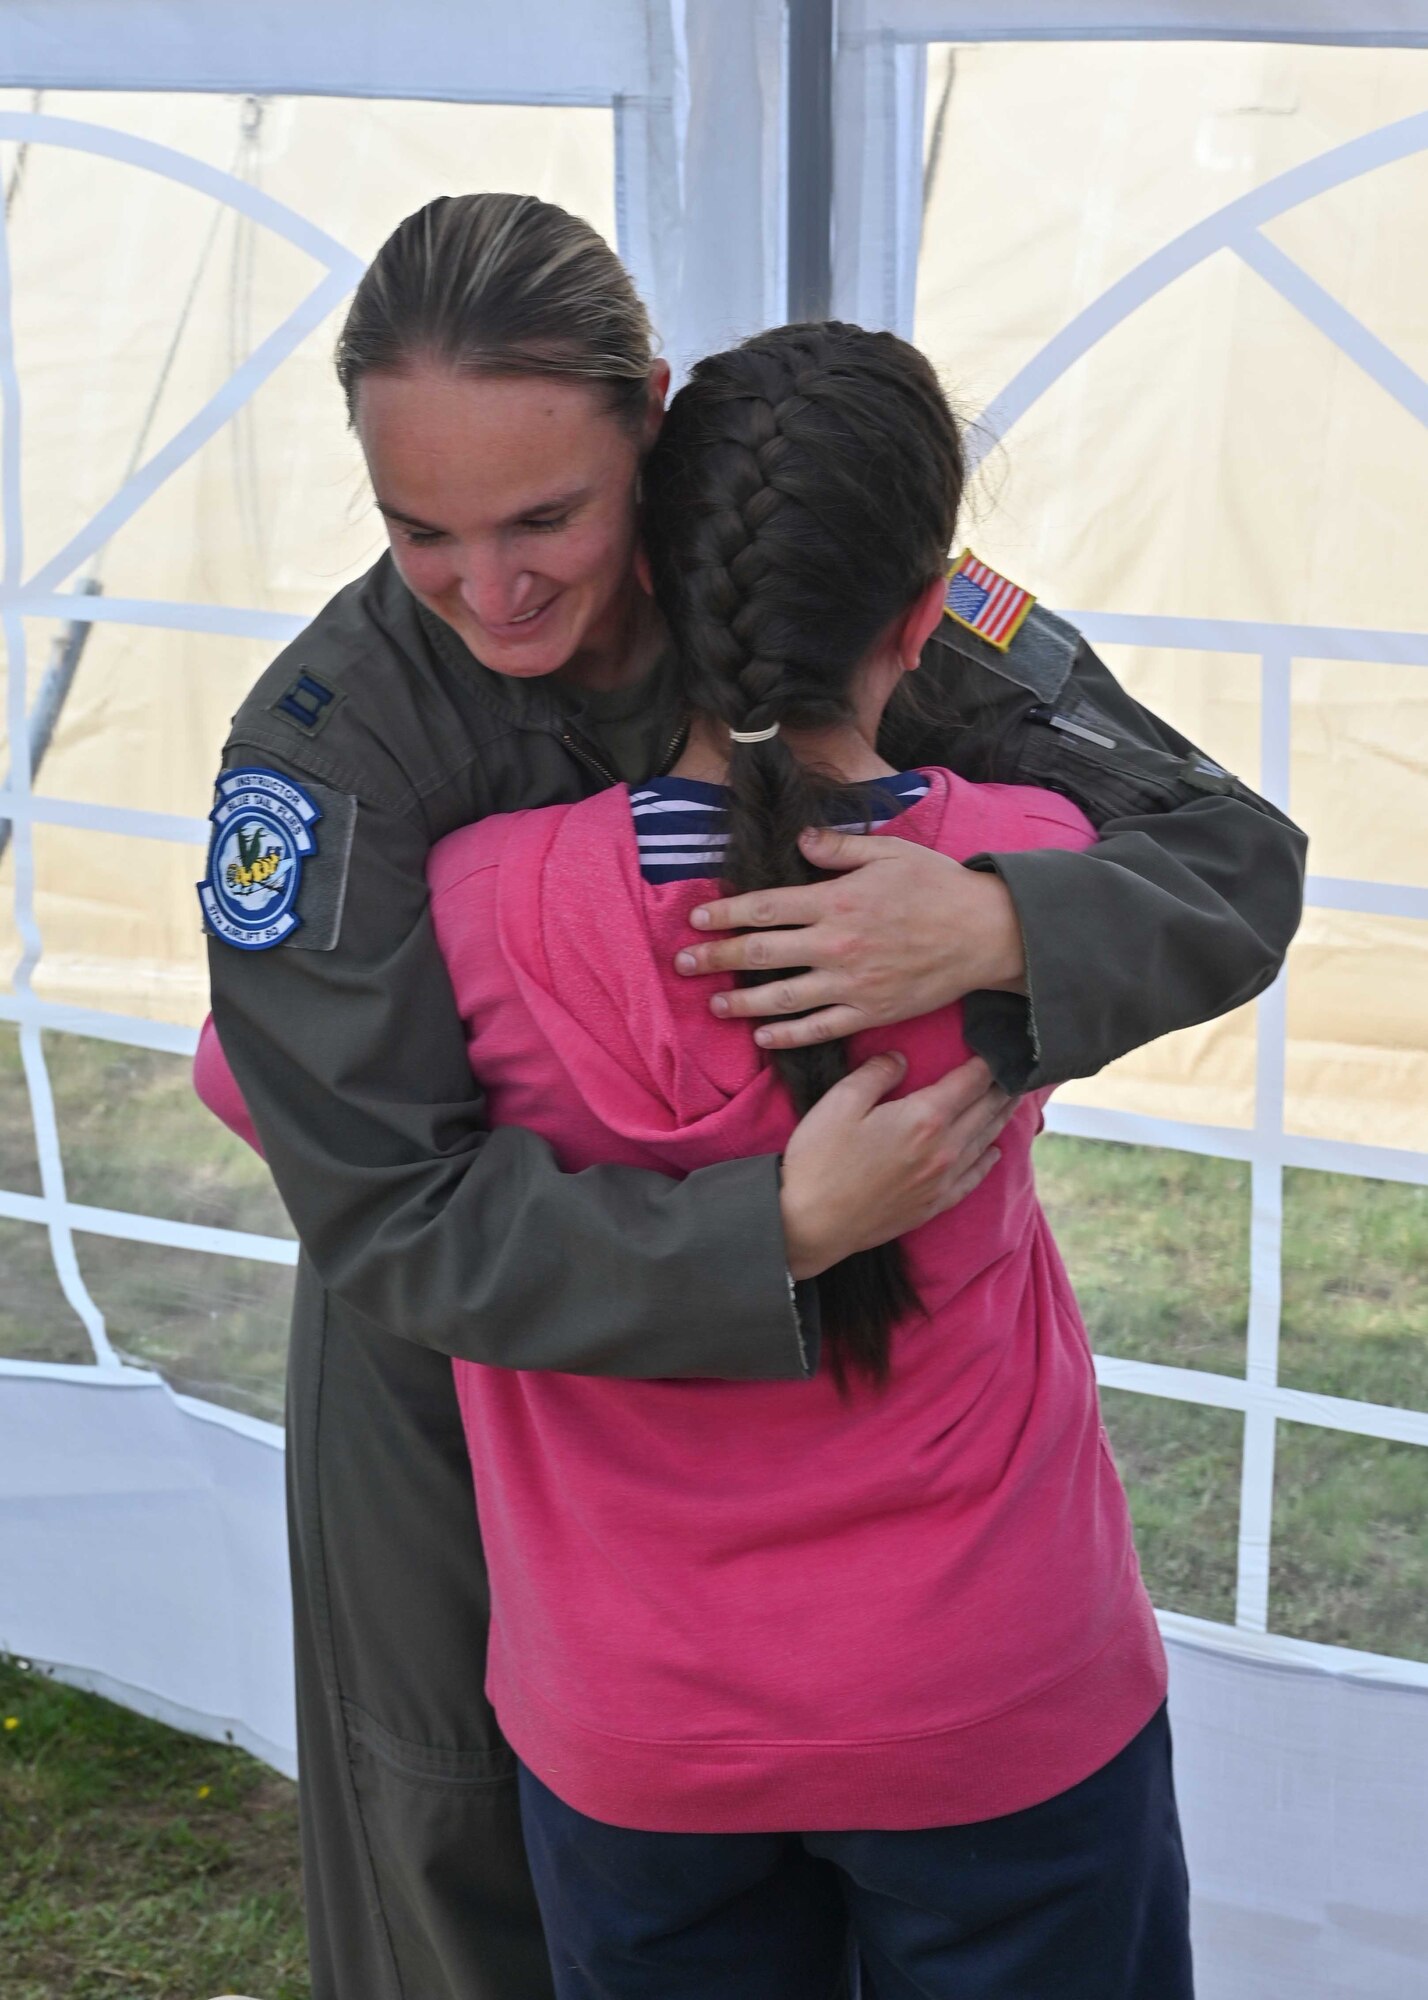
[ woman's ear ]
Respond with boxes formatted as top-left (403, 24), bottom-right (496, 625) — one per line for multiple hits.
top-left (897, 572), bottom-right (949, 672)
top-left (633, 543), bottom-right (654, 598)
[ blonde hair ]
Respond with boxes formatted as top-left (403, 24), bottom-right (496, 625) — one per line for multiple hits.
top-left (335, 193), bottom-right (655, 427)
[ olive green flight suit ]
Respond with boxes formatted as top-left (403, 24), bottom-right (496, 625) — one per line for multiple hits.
top-left (205, 553), bottom-right (1305, 2000)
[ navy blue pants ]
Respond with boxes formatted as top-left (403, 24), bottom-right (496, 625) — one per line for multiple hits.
top-left (517, 1704), bottom-right (1193, 1999)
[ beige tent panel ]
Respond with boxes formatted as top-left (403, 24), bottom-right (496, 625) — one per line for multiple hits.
top-left (21, 626), bottom-right (274, 823)
top-left (1, 93), bottom-right (616, 1032)
top-left (1292, 661), bottom-right (1428, 889)
top-left (1266, 142), bottom-right (1428, 385)
top-left (1058, 1005), bottom-right (1259, 1134)
top-left (8, 148), bottom-right (318, 584)
top-left (919, 40), bottom-right (1427, 1159)
top-left (920, 38), bottom-right (1428, 428)
top-left (1, 69), bottom-right (1422, 1158)
top-left (2, 88), bottom-right (615, 611)
top-left (945, 247), bottom-right (1428, 631)
top-left (23, 824), bottom-right (208, 1022)
top-left (1285, 910), bottom-right (1428, 1150)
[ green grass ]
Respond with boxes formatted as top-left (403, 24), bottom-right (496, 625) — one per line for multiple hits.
top-left (1095, 1393), bottom-right (1244, 1627)
top-left (0, 1028), bottom-right (294, 1419)
top-left (1, 1034), bottom-right (1426, 1652)
top-left (0, 1655), bottom-right (307, 2000)
top-left (1034, 1138), bottom-right (1252, 1377)
top-left (1024, 1136), bottom-right (1428, 1659)
top-left (1270, 1427), bottom-right (1428, 1659)
top-left (1280, 1167), bottom-right (1428, 1410)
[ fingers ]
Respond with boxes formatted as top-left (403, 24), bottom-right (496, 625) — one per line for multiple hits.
top-left (797, 828), bottom-right (910, 871)
top-left (896, 1056), bottom-right (998, 1121)
top-left (708, 972), bottom-right (845, 1024)
top-left (948, 1092), bottom-right (1016, 1171)
top-left (752, 1005), bottom-right (867, 1051)
top-left (686, 837), bottom-right (907, 931)
top-left (817, 1049), bottom-right (909, 1116)
top-left (941, 1147), bottom-right (1002, 1211)
top-left (676, 929), bottom-right (832, 979)
top-left (949, 1075), bottom-right (1017, 1143)
top-left (687, 885), bottom-right (824, 935)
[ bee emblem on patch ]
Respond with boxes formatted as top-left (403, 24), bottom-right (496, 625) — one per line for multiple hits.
top-left (225, 824), bottom-right (287, 896)
top-left (199, 767), bottom-right (322, 950)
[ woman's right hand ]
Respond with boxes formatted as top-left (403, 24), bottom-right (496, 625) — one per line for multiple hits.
top-left (779, 1054), bottom-right (1014, 1281)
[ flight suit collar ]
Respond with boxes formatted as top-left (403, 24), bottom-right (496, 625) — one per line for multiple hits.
top-left (413, 591), bottom-right (687, 784)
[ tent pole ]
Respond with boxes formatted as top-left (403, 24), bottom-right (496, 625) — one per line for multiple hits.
top-left (787, 0), bottom-right (834, 321)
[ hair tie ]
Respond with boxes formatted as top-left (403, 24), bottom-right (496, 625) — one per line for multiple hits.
top-left (729, 721), bottom-right (781, 744)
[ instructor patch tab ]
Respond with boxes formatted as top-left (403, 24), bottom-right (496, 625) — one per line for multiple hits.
top-left (198, 767), bottom-right (322, 951)
top-left (943, 551), bottom-right (1035, 653)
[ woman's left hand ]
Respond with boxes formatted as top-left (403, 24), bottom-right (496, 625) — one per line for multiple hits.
top-left (673, 825), bottom-right (1028, 1052)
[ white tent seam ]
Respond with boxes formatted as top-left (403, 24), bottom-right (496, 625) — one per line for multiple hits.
top-left (0, 1187), bottom-right (296, 1264)
top-left (0, 592), bottom-right (306, 641)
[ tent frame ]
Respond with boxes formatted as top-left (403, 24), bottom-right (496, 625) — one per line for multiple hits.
top-left (3, 17), bottom-right (1428, 1993)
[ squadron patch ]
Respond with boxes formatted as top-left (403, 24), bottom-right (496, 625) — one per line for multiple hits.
top-left (198, 767), bottom-right (323, 951)
top-left (943, 550), bottom-right (1035, 653)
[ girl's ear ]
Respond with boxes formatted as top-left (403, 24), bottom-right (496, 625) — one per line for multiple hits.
top-left (897, 572), bottom-right (949, 672)
top-left (643, 359), bottom-right (672, 447)
top-left (633, 543), bottom-right (654, 597)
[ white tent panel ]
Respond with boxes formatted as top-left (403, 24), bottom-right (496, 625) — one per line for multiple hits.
top-left (0, 0), bottom-right (654, 103)
top-left (670, 0), bottom-right (789, 373)
top-left (0, 5), bottom-right (792, 381)
top-left (1168, 1629), bottom-right (1428, 1999)
top-left (0, 1367), bottom-right (292, 1773)
top-left (841, 1), bottom-right (1428, 46)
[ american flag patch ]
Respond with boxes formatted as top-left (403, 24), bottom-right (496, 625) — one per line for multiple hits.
top-left (942, 550), bottom-right (1035, 652)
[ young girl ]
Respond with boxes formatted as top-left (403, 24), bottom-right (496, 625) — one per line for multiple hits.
top-left (425, 323), bottom-right (1192, 1998)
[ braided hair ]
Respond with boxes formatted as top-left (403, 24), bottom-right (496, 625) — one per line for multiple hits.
top-left (642, 322), bottom-right (965, 1386)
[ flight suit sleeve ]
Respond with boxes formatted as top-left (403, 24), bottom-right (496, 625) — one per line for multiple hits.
top-left (953, 636), bottom-right (1308, 1093)
top-left (206, 751), bottom-right (811, 1380)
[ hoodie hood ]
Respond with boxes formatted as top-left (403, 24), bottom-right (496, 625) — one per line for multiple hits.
top-left (490, 770), bottom-right (956, 1174)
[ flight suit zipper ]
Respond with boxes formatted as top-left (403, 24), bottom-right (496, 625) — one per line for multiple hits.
top-left (656, 718), bottom-right (691, 775)
top-left (559, 717), bottom-right (690, 788)
top-left (560, 729), bottom-right (618, 787)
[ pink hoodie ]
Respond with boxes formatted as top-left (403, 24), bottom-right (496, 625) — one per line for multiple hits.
top-left (423, 769), bottom-right (1166, 1834)
top-left (194, 1017), bottom-right (261, 1156)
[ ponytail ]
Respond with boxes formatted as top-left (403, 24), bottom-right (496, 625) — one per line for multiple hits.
top-left (724, 737), bottom-right (922, 1386)
top-left (643, 323), bottom-right (965, 1385)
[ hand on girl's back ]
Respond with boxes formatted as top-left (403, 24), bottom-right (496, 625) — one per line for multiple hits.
top-left (676, 830), bottom-right (1028, 1051)
top-left (778, 1053), bottom-right (1013, 1281)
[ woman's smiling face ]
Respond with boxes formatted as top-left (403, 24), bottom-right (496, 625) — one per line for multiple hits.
top-left (356, 362), bottom-right (663, 682)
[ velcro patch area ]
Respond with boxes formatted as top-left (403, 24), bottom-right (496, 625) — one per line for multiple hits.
top-left (198, 766), bottom-right (356, 952)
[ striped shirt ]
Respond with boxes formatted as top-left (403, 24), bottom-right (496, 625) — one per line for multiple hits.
top-left (629, 771), bottom-right (932, 884)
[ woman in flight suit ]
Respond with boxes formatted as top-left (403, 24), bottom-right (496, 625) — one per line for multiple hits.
top-left (200, 193), bottom-right (1305, 2000)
